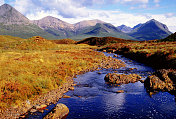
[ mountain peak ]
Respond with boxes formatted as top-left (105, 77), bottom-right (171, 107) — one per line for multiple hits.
top-left (74, 19), bottom-right (105, 30)
top-left (117, 25), bottom-right (132, 33)
top-left (33, 16), bottom-right (74, 30)
top-left (0, 3), bottom-right (13, 8)
top-left (42, 16), bottom-right (60, 20)
top-left (147, 19), bottom-right (160, 24)
top-left (129, 19), bottom-right (172, 40)
top-left (149, 19), bottom-right (157, 22)
top-left (0, 3), bottom-right (30, 24)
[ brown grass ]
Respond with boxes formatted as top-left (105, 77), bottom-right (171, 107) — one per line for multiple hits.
top-left (0, 36), bottom-right (112, 109)
top-left (101, 41), bottom-right (176, 69)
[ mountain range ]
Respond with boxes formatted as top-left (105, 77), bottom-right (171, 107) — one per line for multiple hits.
top-left (0, 4), bottom-right (172, 41)
top-left (128, 19), bottom-right (172, 41)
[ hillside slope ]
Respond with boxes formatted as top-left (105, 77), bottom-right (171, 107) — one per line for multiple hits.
top-left (0, 4), bottom-right (57, 39)
top-left (129, 19), bottom-right (172, 41)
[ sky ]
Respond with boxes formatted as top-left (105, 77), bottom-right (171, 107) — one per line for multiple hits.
top-left (1, 0), bottom-right (176, 32)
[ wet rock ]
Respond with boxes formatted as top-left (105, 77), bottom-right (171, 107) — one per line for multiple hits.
top-left (104, 73), bottom-right (142, 84)
top-left (30, 109), bottom-right (37, 113)
top-left (127, 68), bottom-right (137, 71)
top-left (139, 80), bottom-right (145, 83)
top-left (72, 84), bottom-right (77, 86)
top-left (116, 90), bottom-right (124, 93)
top-left (97, 72), bottom-right (102, 74)
top-left (36, 104), bottom-right (47, 111)
top-left (114, 55), bottom-right (118, 57)
top-left (19, 115), bottom-right (26, 118)
top-left (145, 75), bottom-right (166, 91)
top-left (63, 95), bottom-right (71, 98)
top-left (44, 103), bottom-right (69, 119)
top-left (144, 69), bottom-right (176, 93)
top-left (69, 87), bottom-right (74, 91)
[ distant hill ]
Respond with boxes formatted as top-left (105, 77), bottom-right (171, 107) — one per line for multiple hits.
top-left (34, 17), bottom-right (135, 40)
top-left (33, 16), bottom-right (75, 38)
top-left (0, 4), bottom-right (172, 41)
top-left (51, 39), bottom-right (76, 44)
top-left (117, 25), bottom-right (132, 33)
top-left (159, 32), bottom-right (176, 42)
top-left (73, 23), bottom-right (135, 40)
top-left (74, 19), bottom-right (105, 30)
top-left (76, 36), bottom-right (134, 46)
top-left (128, 19), bottom-right (172, 41)
top-left (0, 4), bottom-right (57, 39)
top-left (132, 23), bottom-right (142, 30)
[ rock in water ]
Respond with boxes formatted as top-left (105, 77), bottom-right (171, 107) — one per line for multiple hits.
top-left (116, 90), bottom-right (125, 93)
top-left (63, 95), bottom-right (71, 98)
top-left (69, 87), bottom-right (74, 91)
top-left (44, 103), bottom-right (69, 119)
top-left (104, 73), bottom-right (141, 84)
top-left (144, 69), bottom-right (176, 93)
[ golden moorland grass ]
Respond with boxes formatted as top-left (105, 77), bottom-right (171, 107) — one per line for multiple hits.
top-left (102, 41), bottom-right (176, 69)
top-left (0, 36), bottom-right (108, 109)
top-left (105, 41), bottom-right (176, 58)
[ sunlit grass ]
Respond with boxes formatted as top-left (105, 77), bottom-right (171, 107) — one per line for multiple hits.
top-left (0, 36), bottom-right (107, 109)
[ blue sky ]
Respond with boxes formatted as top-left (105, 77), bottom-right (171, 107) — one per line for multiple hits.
top-left (1, 0), bottom-right (176, 32)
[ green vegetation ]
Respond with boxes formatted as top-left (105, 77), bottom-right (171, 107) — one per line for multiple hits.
top-left (75, 23), bottom-right (136, 40)
top-left (0, 23), bottom-right (57, 39)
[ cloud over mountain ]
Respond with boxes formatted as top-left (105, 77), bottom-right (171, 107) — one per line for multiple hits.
top-left (4, 0), bottom-right (176, 33)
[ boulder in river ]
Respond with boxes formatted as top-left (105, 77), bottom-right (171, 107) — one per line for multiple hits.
top-left (104, 73), bottom-right (142, 84)
top-left (44, 103), bottom-right (69, 119)
top-left (116, 90), bottom-right (125, 93)
top-left (69, 87), bottom-right (74, 91)
top-left (36, 104), bottom-right (47, 111)
top-left (144, 69), bottom-right (176, 93)
top-left (63, 95), bottom-right (71, 98)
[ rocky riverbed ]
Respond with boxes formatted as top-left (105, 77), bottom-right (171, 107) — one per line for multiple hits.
top-left (57, 52), bottom-right (176, 119)
top-left (104, 73), bottom-right (142, 84)
top-left (0, 52), bottom-right (125, 119)
top-left (144, 69), bottom-right (176, 95)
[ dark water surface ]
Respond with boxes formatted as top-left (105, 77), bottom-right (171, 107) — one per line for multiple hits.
top-left (58, 52), bottom-right (176, 119)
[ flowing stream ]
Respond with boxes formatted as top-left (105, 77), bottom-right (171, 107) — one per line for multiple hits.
top-left (26, 52), bottom-right (176, 119)
top-left (58, 52), bottom-right (176, 119)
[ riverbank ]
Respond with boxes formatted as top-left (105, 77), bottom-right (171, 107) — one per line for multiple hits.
top-left (57, 51), bottom-right (176, 119)
top-left (99, 41), bottom-right (176, 69)
top-left (0, 36), bottom-right (125, 118)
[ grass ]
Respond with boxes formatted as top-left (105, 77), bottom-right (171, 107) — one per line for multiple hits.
top-left (102, 41), bottom-right (176, 69)
top-left (0, 35), bottom-right (109, 109)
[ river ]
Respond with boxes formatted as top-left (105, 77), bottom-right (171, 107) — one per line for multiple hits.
top-left (26, 52), bottom-right (176, 119)
top-left (58, 52), bottom-right (176, 119)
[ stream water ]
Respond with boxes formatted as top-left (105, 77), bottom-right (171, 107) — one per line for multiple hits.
top-left (58, 52), bottom-right (176, 119)
top-left (26, 52), bottom-right (176, 119)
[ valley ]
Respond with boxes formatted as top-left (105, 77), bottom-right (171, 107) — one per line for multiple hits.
top-left (0, 3), bottom-right (176, 119)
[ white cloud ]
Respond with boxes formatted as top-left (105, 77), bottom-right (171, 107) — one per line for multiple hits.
top-left (153, 0), bottom-right (160, 7)
top-left (155, 4), bottom-right (160, 7)
top-left (150, 14), bottom-right (176, 32)
top-left (13, 0), bottom-right (41, 14)
top-left (154, 0), bottom-right (160, 3)
top-left (165, 13), bottom-right (174, 18)
top-left (0, 0), bottom-right (5, 6)
top-left (122, 0), bottom-right (148, 4)
top-left (12, 0), bottom-right (151, 18)
top-left (11, 0), bottom-right (176, 33)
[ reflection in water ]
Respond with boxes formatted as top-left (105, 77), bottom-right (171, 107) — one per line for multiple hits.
top-left (103, 93), bottom-right (125, 116)
top-left (57, 53), bottom-right (176, 119)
